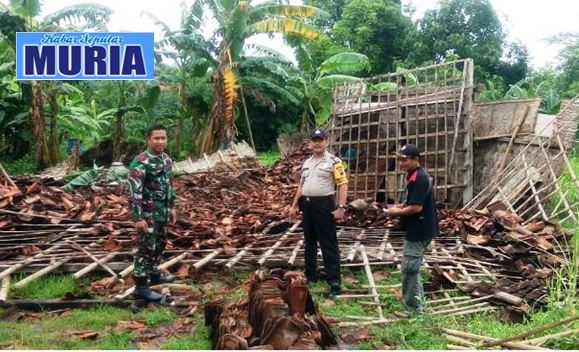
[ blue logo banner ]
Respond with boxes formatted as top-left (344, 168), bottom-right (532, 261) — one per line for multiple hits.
top-left (16, 32), bottom-right (155, 80)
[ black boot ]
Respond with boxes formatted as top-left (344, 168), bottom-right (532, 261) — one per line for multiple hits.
top-left (133, 276), bottom-right (163, 302)
top-left (150, 273), bottom-right (176, 285)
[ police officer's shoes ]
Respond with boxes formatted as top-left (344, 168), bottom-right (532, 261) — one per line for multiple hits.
top-left (150, 273), bottom-right (176, 285)
top-left (133, 276), bottom-right (163, 302)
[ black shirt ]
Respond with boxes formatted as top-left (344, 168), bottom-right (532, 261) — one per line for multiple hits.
top-left (400, 167), bottom-right (439, 241)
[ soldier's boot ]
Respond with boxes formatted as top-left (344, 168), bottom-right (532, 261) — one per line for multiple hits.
top-left (133, 276), bottom-right (163, 302)
top-left (150, 273), bottom-right (176, 285)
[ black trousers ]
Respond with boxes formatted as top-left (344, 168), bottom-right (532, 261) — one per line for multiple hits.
top-left (300, 195), bottom-right (341, 285)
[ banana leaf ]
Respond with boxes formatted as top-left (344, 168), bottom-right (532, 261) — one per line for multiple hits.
top-left (62, 164), bottom-right (104, 191)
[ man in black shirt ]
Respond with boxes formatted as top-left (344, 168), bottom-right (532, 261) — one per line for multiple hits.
top-left (385, 144), bottom-right (439, 313)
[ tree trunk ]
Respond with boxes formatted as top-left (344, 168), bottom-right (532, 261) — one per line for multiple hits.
top-left (201, 52), bottom-right (236, 153)
top-left (113, 114), bottom-right (124, 162)
top-left (48, 94), bottom-right (60, 165)
top-left (202, 72), bottom-right (225, 154)
top-left (30, 81), bottom-right (49, 169)
top-left (113, 82), bottom-right (126, 163)
top-left (175, 82), bottom-right (186, 155)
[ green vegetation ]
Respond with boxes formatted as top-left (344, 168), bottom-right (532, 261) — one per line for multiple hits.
top-left (161, 317), bottom-right (212, 350)
top-left (1, 267), bottom-right (578, 349)
top-left (11, 274), bottom-right (89, 300)
top-left (1, 0), bottom-right (577, 165)
top-left (0, 306), bottom-right (134, 349)
top-left (257, 149), bottom-right (281, 167)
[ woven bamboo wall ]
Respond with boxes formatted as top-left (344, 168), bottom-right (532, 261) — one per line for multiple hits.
top-left (327, 59), bottom-right (474, 205)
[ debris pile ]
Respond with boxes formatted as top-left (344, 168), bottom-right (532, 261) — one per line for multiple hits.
top-left (436, 208), bottom-right (572, 306)
top-left (205, 269), bottom-right (337, 350)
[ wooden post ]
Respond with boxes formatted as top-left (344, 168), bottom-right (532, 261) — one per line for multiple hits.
top-left (0, 276), bottom-right (10, 302)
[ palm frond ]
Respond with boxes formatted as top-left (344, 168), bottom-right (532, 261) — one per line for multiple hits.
top-left (319, 52), bottom-right (370, 76)
top-left (140, 80), bottom-right (161, 110)
top-left (285, 85), bottom-right (305, 101)
top-left (9, 0), bottom-right (41, 19)
top-left (0, 11), bottom-right (27, 46)
top-left (181, 0), bottom-right (204, 30)
top-left (244, 43), bottom-right (293, 63)
top-left (199, 0), bottom-right (225, 27)
top-left (249, 18), bottom-right (321, 40)
top-left (54, 82), bottom-right (83, 96)
top-left (240, 56), bottom-right (294, 79)
top-left (249, 4), bottom-right (329, 22)
top-left (243, 86), bottom-right (276, 112)
top-left (316, 75), bottom-right (364, 89)
top-left (141, 11), bottom-right (173, 36)
top-left (42, 3), bottom-right (112, 31)
top-left (240, 76), bottom-right (300, 105)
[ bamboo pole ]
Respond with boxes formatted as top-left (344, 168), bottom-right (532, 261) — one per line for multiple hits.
top-left (337, 318), bottom-right (393, 327)
top-left (193, 249), bottom-right (223, 270)
top-left (497, 105), bottom-right (530, 173)
top-left (524, 327), bottom-right (579, 346)
top-left (429, 302), bottom-right (490, 316)
top-left (12, 236), bottom-right (109, 289)
top-left (443, 334), bottom-right (477, 348)
top-left (113, 253), bottom-right (189, 301)
top-left (12, 260), bottom-right (68, 289)
top-left (441, 328), bottom-right (549, 350)
top-left (360, 245), bottom-right (384, 319)
top-left (0, 162), bottom-right (17, 188)
top-left (483, 315), bottom-right (579, 347)
top-left (72, 252), bottom-right (118, 279)
top-left (66, 241), bottom-right (119, 279)
top-left (258, 233), bottom-right (289, 266)
top-left (0, 275), bottom-right (10, 301)
top-left (288, 240), bottom-right (303, 266)
top-left (0, 234), bottom-right (80, 280)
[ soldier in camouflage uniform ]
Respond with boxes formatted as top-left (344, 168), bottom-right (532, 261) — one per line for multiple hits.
top-left (129, 124), bottom-right (177, 301)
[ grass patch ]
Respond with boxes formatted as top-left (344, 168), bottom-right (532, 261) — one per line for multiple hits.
top-left (257, 149), bottom-right (280, 167)
top-left (161, 317), bottom-right (212, 350)
top-left (0, 305), bottom-right (133, 349)
top-left (140, 307), bottom-right (177, 327)
top-left (11, 274), bottom-right (88, 299)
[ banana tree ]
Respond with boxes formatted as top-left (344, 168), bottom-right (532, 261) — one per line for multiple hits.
top-left (287, 51), bottom-right (370, 129)
top-left (0, 0), bottom-right (112, 167)
top-left (143, 5), bottom-right (217, 156)
top-left (196, 0), bottom-right (328, 153)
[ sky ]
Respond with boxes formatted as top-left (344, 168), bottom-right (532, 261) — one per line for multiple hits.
top-left (3, 0), bottom-right (578, 68)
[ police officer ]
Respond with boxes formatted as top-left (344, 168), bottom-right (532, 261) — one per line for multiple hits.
top-left (128, 124), bottom-right (177, 301)
top-left (384, 144), bottom-right (438, 313)
top-left (290, 128), bottom-right (348, 294)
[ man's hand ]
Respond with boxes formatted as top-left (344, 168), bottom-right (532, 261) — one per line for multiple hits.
top-left (289, 206), bottom-right (298, 223)
top-left (384, 207), bottom-right (402, 217)
top-left (135, 219), bottom-right (148, 233)
top-left (169, 208), bottom-right (177, 224)
top-left (333, 207), bottom-right (346, 221)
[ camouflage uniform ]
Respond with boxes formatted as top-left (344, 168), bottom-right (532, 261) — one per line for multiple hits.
top-left (129, 148), bottom-right (175, 279)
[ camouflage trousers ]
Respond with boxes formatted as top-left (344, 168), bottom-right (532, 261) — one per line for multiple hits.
top-left (134, 220), bottom-right (167, 279)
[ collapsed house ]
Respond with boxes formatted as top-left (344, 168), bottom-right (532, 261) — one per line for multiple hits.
top-left (325, 58), bottom-right (579, 226)
top-left (0, 60), bottom-right (578, 343)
